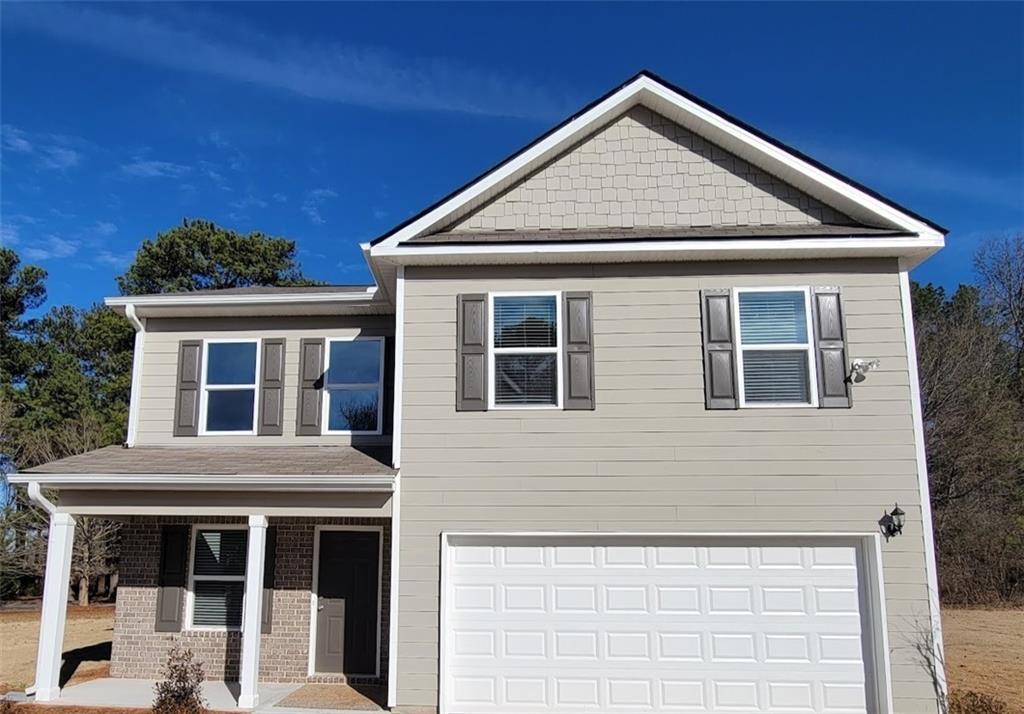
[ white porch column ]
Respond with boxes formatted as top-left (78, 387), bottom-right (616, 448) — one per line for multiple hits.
top-left (33, 512), bottom-right (76, 702)
top-left (238, 515), bottom-right (267, 709)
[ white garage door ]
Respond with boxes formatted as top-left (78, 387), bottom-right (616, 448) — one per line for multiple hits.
top-left (443, 538), bottom-right (873, 714)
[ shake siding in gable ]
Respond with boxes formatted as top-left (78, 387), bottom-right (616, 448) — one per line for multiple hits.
top-left (397, 258), bottom-right (938, 714)
top-left (135, 315), bottom-right (393, 447)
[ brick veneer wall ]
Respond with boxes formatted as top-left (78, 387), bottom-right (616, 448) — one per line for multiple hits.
top-left (111, 516), bottom-right (391, 685)
top-left (447, 105), bottom-right (853, 232)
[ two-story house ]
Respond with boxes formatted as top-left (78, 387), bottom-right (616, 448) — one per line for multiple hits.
top-left (12, 71), bottom-right (947, 714)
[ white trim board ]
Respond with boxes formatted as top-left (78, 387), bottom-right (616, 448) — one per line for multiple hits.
top-left (307, 525), bottom-right (385, 680)
top-left (439, 531), bottom-right (894, 714)
top-left (185, 523), bottom-right (249, 633)
top-left (732, 286), bottom-right (819, 409)
top-left (487, 290), bottom-right (564, 410)
top-left (321, 335), bottom-right (386, 436)
top-left (198, 338), bottom-right (261, 437)
top-left (371, 73), bottom-right (944, 254)
top-left (897, 265), bottom-right (947, 699)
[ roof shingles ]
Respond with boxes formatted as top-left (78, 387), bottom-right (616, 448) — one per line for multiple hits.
top-left (24, 445), bottom-right (395, 476)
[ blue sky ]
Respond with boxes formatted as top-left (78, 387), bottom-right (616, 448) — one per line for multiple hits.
top-left (1, 2), bottom-right (1021, 310)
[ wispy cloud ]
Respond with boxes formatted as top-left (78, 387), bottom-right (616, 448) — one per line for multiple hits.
top-left (200, 131), bottom-right (245, 170)
top-left (301, 188), bottom-right (337, 225)
top-left (121, 158), bottom-right (191, 178)
top-left (22, 235), bottom-right (79, 261)
top-left (3, 4), bottom-right (571, 120)
top-left (0, 223), bottom-right (19, 246)
top-left (2, 125), bottom-right (33, 153)
top-left (2, 125), bottom-right (83, 170)
top-left (799, 139), bottom-right (1024, 212)
top-left (94, 221), bottom-right (118, 236)
top-left (0, 214), bottom-right (41, 246)
top-left (272, 193), bottom-right (287, 203)
top-left (94, 249), bottom-right (134, 268)
top-left (228, 193), bottom-right (268, 220)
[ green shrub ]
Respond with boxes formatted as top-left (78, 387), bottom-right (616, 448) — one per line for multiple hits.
top-left (949, 690), bottom-right (1009, 714)
top-left (153, 643), bottom-right (206, 714)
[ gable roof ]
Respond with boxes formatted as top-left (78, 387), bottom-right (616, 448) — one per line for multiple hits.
top-left (370, 70), bottom-right (945, 255)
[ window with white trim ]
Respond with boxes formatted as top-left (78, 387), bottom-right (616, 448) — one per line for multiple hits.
top-left (323, 337), bottom-right (384, 434)
top-left (189, 527), bottom-right (247, 630)
top-left (489, 293), bottom-right (561, 407)
top-left (201, 340), bottom-right (259, 433)
top-left (735, 288), bottom-right (817, 407)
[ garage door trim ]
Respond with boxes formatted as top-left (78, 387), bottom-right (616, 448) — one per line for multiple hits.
top-left (440, 532), bottom-right (893, 714)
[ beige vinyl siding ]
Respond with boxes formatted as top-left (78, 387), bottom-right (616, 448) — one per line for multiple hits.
top-left (136, 315), bottom-right (392, 447)
top-left (396, 258), bottom-right (938, 714)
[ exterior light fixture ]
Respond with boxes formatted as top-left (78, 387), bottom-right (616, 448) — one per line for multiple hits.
top-left (849, 358), bottom-right (881, 383)
top-left (880, 503), bottom-right (906, 541)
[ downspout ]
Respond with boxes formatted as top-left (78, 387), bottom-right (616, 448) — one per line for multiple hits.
top-left (26, 481), bottom-right (57, 515)
top-left (123, 304), bottom-right (146, 448)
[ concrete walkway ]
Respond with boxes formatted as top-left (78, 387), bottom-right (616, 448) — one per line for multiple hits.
top-left (55, 678), bottom-right (373, 712)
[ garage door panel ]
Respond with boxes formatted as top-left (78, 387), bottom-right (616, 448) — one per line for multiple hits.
top-left (445, 540), bottom-right (872, 714)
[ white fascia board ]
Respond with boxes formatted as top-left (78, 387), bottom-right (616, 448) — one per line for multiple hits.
top-left (370, 74), bottom-right (944, 253)
top-left (105, 287), bottom-right (378, 309)
top-left (362, 242), bottom-right (393, 303)
top-left (373, 235), bottom-right (944, 267)
top-left (10, 473), bottom-right (396, 492)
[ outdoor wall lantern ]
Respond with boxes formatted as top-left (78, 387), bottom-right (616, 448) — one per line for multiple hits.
top-left (879, 503), bottom-right (906, 541)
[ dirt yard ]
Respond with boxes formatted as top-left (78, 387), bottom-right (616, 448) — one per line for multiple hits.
top-left (943, 607), bottom-right (1024, 711)
top-left (0, 604), bottom-right (114, 695)
top-left (1, 604), bottom-right (1021, 710)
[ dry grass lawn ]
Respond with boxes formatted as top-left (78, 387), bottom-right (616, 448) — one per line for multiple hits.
top-left (1, 604), bottom-right (1021, 712)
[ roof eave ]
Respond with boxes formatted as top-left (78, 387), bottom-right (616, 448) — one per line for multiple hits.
top-left (104, 287), bottom-right (393, 318)
top-left (9, 473), bottom-right (396, 492)
top-left (373, 234), bottom-right (944, 270)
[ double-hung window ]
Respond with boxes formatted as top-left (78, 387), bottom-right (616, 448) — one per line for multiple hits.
top-left (734, 288), bottom-right (818, 407)
top-left (323, 337), bottom-right (384, 434)
top-left (188, 527), bottom-right (247, 630)
top-left (489, 293), bottom-right (562, 408)
top-left (201, 340), bottom-right (259, 434)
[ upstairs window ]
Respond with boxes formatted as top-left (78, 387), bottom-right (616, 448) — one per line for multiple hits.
top-left (189, 527), bottom-right (247, 630)
top-left (490, 293), bottom-right (561, 408)
top-left (323, 337), bottom-right (384, 434)
top-left (735, 288), bottom-right (817, 407)
top-left (201, 340), bottom-right (259, 434)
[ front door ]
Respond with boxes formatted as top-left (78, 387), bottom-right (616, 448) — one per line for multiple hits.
top-left (315, 530), bottom-right (380, 675)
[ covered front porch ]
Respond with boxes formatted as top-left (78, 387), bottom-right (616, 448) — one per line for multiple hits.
top-left (8, 445), bottom-right (398, 711)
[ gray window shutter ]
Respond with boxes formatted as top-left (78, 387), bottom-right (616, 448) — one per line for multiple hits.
top-left (700, 289), bottom-right (738, 409)
top-left (811, 287), bottom-right (852, 408)
top-left (173, 340), bottom-right (203, 436)
top-left (456, 294), bottom-right (488, 411)
top-left (259, 338), bottom-right (286, 436)
top-left (154, 525), bottom-right (188, 632)
top-left (261, 526), bottom-right (277, 634)
top-left (296, 338), bottom-right (325, 435)
top-left (563, 292), bottom-right (595, 410)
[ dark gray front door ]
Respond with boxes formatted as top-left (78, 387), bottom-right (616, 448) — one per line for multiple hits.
top-left (315, 530), bottom-right (380, 675)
